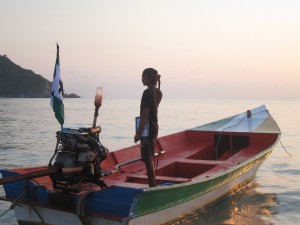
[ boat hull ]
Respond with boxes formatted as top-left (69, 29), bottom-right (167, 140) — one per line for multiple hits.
top-left (11, 148), bottom-right (273, 225)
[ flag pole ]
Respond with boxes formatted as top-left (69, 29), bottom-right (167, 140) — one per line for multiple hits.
top-left (50, 43), bottom-right (65, 128)
top-left (57, 44), bottom-right (63, 130)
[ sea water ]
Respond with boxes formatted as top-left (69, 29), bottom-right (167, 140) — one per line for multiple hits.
top-left (0, 98), bottom-right (299, 225)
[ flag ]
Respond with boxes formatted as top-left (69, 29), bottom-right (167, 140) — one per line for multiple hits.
top-left (50, 44), bottom-right (64, 126)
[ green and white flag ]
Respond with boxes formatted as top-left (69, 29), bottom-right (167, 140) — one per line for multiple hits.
top-left (50, 44), bottom-right (64, 126)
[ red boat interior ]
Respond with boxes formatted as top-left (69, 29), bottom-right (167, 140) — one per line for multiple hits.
top-left (11, 130), bottom-right (279, 191)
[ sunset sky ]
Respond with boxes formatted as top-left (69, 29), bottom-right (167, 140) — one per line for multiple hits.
top-left (1, 0), bottom-right (299, 100)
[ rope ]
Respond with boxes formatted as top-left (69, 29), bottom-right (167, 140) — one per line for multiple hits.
top-left (214, 109), bottom-right (290, 160)
top-left (76, 190), bottom-right (96, 225)
top-left (0, 186), bottom-right (46, 223)
top-left (0, 186), bottom-right (32, 218)
top-left (215, 114), bottom-right (247, 159)
top-left (215, 109), bottom-right (269, 159)
top-left (31, 205), bottom-right (44, 223)
top-left (280, 140), bottom-right (292, 157)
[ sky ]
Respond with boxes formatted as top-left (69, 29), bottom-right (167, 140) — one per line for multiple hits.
top-left (1, 0), bottom-right (299, 100)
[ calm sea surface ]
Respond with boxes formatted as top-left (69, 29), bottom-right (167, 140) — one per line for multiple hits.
top-left (0, 98), bottom-right (299, 225)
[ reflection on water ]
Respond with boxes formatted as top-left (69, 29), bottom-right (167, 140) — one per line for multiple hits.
top-left (222, 182), bottom-right (278, 225)
top-left (165, 182), bottom-right (279, 225)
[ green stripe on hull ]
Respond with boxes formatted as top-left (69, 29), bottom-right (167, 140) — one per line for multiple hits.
top-left (133, 149), bottom-right (273, 217)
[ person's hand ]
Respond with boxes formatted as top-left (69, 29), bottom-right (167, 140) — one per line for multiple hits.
top-left (134, 133), bottom-right (141, 143)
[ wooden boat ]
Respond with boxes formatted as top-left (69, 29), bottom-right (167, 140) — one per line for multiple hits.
top-left (0, 104), bottom-right (281, 225)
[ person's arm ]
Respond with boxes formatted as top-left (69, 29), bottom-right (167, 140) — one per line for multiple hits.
top-left (134, 108), bottom-right (148, 143)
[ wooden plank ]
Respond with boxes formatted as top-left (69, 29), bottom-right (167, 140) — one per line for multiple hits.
top-left (177, 159), bottom-right (228, 165)
top-left (126, 174), bottom-right (190, 184)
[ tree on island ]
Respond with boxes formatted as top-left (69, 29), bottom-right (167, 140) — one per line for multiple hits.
top-left (0, 54), bottom-right (80, 98)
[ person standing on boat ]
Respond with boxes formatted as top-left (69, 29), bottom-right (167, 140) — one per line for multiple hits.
top-left (134, 68), bottom-right (162, 187)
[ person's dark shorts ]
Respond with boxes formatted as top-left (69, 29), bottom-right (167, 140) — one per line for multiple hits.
top-left (141, 138), bottom-right (155, 163)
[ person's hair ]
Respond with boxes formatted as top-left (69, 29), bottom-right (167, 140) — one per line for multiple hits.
top-left (142, 68), bottom-right (161, 89)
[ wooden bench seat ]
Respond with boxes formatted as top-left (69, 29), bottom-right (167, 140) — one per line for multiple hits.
top-left (177, 159), bottom-right (229, 165)
top-left (126, 174), bottom-right (190, 184)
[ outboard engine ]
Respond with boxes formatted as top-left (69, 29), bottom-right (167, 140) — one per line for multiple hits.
top-left (49, 126), bottom-right (110, 192)
top-left (49, 87), bottom-right (112, 192)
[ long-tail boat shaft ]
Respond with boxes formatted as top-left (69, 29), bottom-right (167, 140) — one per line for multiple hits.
top-left (0, 166), bottom-right (84, 185)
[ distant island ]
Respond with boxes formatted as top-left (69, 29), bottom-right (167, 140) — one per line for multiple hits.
top-left (0, 54), bottom-right (80, 98)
